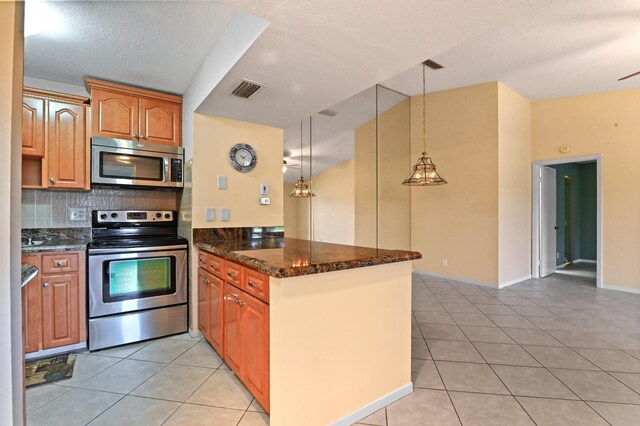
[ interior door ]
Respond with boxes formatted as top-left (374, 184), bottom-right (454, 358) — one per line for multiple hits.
top-left (540, 166), bottom-right (557, 277)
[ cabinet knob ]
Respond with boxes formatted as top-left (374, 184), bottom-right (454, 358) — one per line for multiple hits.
top-left (238, 301), bottom-right (246, 307)
top-left (248, 281), bottom-right (260, 288)
top-left (43, 283), bottom-right (49, 288)
top-left (210, 264), bottom-right (218, 270)
top-left (227, 271), bottom-right (236, 278)
top-left (140, 134), bottom-right (146, 139)
top-left (54, 259), bottom-right (68, 267)
top-left (133, 133), bottom-right (138, 139)
top-left (49, 177), bottom-right (55, 184)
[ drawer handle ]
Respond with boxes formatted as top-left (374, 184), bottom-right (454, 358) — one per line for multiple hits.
top-left (227, 271), bottom-right (236, 278)
top-left (54, 259), bottom-right (68, 267)
top-left (43, 282), bottom-right (49, 288)
top-left (210, 263), bottom-right (219, 270)
top-left (238, 301), bottom-right (246, 307)
top-left (248, 281), bottom-right (261, 288)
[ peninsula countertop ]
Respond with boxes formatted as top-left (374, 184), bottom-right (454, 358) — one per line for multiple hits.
top-left (194, 237), bottom-right (421, 278)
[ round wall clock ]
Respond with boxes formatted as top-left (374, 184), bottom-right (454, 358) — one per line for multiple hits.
top-left (229, 143), bottom-right (257, 173)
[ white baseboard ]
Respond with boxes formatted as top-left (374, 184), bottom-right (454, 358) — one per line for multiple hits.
top-left (602, 284), bottom-right (640, 295)
top-left (575, 259), bottom-right (597, 264)
top-left (329, 383), bottom-right (413, 426)
top-left (498, 275), bottom-right (532, 289)
top-left (414, 270), bottom-right (530, 290)
top-left (413, 270), bottom-right (498, 289)
top-left (25, 342), bottom-right (87, 360)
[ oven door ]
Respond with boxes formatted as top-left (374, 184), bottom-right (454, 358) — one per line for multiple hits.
top-left (88, 248), bottom-right (187, 317)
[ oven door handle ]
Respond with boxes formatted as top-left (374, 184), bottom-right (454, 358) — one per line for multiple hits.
top-left (88, 244), bottom-right (187, 254)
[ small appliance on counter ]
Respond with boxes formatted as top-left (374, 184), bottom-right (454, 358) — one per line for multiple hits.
top-left (91, 137), bottom-right (184, 189)
top-left (87, 210), bottom-right (188, 351)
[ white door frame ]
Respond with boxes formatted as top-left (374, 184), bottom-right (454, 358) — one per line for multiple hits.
top-left (531, 154), bottom-right (603, 288)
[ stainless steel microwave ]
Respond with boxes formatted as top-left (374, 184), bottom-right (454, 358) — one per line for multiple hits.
top-left (91, 137), bottom-right (184, 189)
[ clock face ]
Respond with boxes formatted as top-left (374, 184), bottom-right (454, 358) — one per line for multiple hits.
top-left (229, 143), bottom-right (257, 173)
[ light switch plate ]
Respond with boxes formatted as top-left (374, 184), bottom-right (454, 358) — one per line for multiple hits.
top-left (220, 208), bottom-right (230, 221)
top-left (69, 208), bottom-right (86, 221)
top-left (260, 183), bottom-right (269, 195)
top-left (205, 208), bottom-right (215, 221)
top-left (217, 176), bottom-right (227, 190)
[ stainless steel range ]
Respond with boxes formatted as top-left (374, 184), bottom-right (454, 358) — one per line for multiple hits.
top-left (87, 210), bottom-right (188, 351)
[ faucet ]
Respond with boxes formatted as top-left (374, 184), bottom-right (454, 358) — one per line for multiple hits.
top-left (21, 236), bottom-right (32, 246)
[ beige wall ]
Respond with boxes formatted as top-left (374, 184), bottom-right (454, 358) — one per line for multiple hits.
top-left (192, 114), bottom-right (284, 229)
top-left (283, 182), bottom-right (310, 240)
top-left (311, 158), bottom-right (355, 245)
top-left (269, 261), bottom-right (412, 425)
top-left (354, 98), bottom-right (411, 249)
top-left (533, 88), bottom-right (640, 290)
top-left (497, 83), bottom-right (532, 285)
top-left (410, 82), bottom-right (500, 285)
top-left (0, 1), bottom-right (25, 423)
top-left (354, 115), bottom-right (377, 248)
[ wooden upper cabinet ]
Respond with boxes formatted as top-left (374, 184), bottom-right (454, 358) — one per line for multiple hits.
top-left (86, 78), bottom-right (182, 147)
top-left (22, 96), bottom-right (45, 157)
top-left (91, 89), bottom-right (138, 140)
top-left (47, 101), bottom-right (88, 190)
top-left (22, 88), bottom-right (90, 190)
top-left (139, 98), bottom-right (181, 146)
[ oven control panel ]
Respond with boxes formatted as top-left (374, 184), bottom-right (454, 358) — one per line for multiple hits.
top-left (95, 210), bottom-right (174, 223)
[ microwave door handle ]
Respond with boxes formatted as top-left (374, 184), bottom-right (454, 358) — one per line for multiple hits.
top-left (163, 157), bottom-right (169, 183)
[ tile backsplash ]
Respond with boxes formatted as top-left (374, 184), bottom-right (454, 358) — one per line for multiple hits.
top-left (22, 188), bottom-right (180, 228)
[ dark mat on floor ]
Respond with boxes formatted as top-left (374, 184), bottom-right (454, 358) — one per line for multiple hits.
top-left (25, 354), bottom-right (76, 388)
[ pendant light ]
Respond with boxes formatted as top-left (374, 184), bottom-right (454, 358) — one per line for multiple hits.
top-left (289, 118), bottom-right (316, 197)
top-left (402, 62), bottom-right (447, 186)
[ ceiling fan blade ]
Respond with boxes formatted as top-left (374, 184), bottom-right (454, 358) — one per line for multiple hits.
top-left (618, 70), bottom-right (640, 81)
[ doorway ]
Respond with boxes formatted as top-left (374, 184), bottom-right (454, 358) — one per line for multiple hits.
top-left (532, 155), bottom-right (603, 287)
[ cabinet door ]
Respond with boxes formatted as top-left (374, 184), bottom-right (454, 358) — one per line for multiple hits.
top-left (22, 254), bottom-right (41, 354)
top-left (22, 96), bottom-right (45, 156)
top-left (197, 268), bottom-right (210, 338)
top-left (208, 275), bottom-right (224, 356)
top-left (91, 89), bottom-right (139, 141)
top-left (223, 285), bottom-right (244, 376)
top-left (243, 293), bottom-right (270, 412)
top-left (47, 101), bottom-right (88, 189)
top-left (139, 98), bottom-right (181, 146)
top-left (41, 273), bottom-right (80, 349)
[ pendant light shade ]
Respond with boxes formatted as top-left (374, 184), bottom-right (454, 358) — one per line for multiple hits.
top-left (403, 61), bottom-right (447, 186)
top-left (402, 151), bottom-right (447, 185)
top-left (289, 119), bottom-right (316, 197)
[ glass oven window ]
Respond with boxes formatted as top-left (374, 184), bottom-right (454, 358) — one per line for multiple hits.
top-left (104, 257), bottom-right (175, 302)
top-left (100, 152), bottom-right (164, 181)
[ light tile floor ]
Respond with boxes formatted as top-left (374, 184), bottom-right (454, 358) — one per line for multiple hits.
top-left (27, 264), bottom-right (640, 425)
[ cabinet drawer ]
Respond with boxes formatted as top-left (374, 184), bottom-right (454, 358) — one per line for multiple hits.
top-left (243, 269), bottom-right (269, 304)
top-left (207, 254), bottom-right (224, 279)
top-left (225, 262), bottom-right (242, 287)
top-left (41, 252), bottom-right (79, 274)
top-left (197, 251), bottom-right (209, 270)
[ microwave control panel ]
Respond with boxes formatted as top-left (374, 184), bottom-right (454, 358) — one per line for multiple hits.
top-left (171, 159), bottom-right (183, 182)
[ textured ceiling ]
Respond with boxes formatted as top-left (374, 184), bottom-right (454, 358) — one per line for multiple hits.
top-left (382, 0), bottom-right (640, 99)
top-left (24, 1), bottom-right (236, 94)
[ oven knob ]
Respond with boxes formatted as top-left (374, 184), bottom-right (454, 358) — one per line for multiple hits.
top-left (155, 212), bottom-right (161, 218)
top-left (111, 213), bottom-right (118, 219)
top-left (164, 213), bottom-right (171, 219)
top-left (100, 213), bottom-right (107, 220)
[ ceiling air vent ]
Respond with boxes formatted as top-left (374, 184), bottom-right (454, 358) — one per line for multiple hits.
top-left (423, 59), bottom-right (444, 70)
top-left (230, 79), bottom-right (265, 99)
top-left (319, 109), bottom-right (337, 117)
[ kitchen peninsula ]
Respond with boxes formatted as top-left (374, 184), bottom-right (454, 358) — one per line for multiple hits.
top-left (195, 233), bottom-right (421, 426)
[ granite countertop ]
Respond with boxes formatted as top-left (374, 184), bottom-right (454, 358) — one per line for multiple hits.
top-left (195, 237), bottom-right (422, 278)
top-left (21, 228), bottom-right (90, 253)
top-left (21, 264), bottom-right (38, 287)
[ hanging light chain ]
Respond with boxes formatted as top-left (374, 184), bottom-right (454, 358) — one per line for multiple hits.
top-left (300, 121), bottom-right (304, 179)
top-left (422, 63), bottom-right (427, 155)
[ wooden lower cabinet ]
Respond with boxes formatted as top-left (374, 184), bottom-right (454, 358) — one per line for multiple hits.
top-left (22, 251), bottom-right (86, 354)
top-left (198, 250), bottom-right (270, 412)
